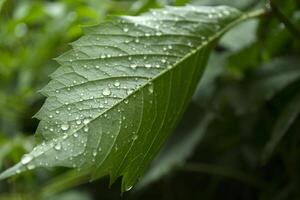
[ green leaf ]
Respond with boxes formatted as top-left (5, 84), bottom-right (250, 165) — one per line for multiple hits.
top-left (137, 111), bottom-right (213, 188)
top-left (220, 19), bottom-right (258, 51)
top-left (263, 91), bottom-right (300, 162)
top-left (0, 0), bottom-right (6, 12)
top-left (223, 56), bottom-right (300, 114)
top-left (0, 5), bottom-right (249, 191)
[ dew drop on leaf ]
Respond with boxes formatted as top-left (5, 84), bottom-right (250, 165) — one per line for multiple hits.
top-left (83, 118), bottom-right (90, 125)
top-left (148, 84), bottom-right (154, 94)
top-left (123, 27), bottom-right (129, 33)
top-left (21, 154), bottom-right (33, 165)
top-left (130, 64), bottom-right (137, 69)
top-left (102, 88), bottom-right (111, 96)
top-left (127, 89), bottom-right (134, 95)
top-left (92, 151), bottom-right (97, 157)
top-left (61, 124), bottom-right (69, 131)
top-left (132, 135), bottom-right (138, 141)
top-left (54, 143), bottom-right (62, 151)
top-left (145, 64), bottom-right (151, 68)
top-left (27, 164), bottom-right (35, 170)
top-left (114, 81), bottom-right (120, 87)
top-left (126, 186), bottom-right (133, 191)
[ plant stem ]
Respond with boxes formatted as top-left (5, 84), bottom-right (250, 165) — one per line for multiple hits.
top-left (245, 8), bottom-right (269, 19)
top-left (268, 0), bottom-right (300, 40)
top-left (39, 169), bottom-right (90, 198)
top-left (180, 163), bottom-right (267, 189)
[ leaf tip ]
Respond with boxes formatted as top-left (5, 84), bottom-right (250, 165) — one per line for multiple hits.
top-left (0, 162), bottom-right (24, 180)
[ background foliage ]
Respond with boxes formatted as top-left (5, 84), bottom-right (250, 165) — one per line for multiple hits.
top-left (0, 0), bottom-right (299, 199)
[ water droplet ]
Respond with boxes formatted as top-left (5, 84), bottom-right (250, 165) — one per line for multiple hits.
top-left (74, 133), bottom-right (78, 138)
top-left (135, 38), bottom-right (139, 43)
top-left (95, 65), bottom-right (100, 69)
top-left (145, 33), bottom-right (150, 37)
top-left (126, 186), bottom-right (133, 191)
top-left (222, 10), bottom-right (230, 16)
top-left (132, 135), bottom-right (138, 141)
top-left (55, 90), bottom-right (59, 93)
top-left (130, 64), bottom-right (137, 69)
top-left (123, 27), bottom-right (129, 33)
top-left (83, 118), bottom-right (90, 125)
top-left (102, 88), bottom-right (111, 96)
top-left (114, 81), bottom-right (120, 87)
top-left (145, 64), bottom-right (151, 68)
top-left (92, 151), bottom-right (97, 156)
top-left (27, 164), bottom-right (35, 170)
top-left (127, 89), bottom-right (134, 95)
top-left (55, 110), bottom-right (60, 114)
top-left (148, 84), bottom-right (154, 93)
top-left (76, 120), bottom-right (82, 125)
top-left (161, 59), bottom-right (166, 63)
top-left (61, 124), bottom-right (69, 131)
top-left (54, 143), bottom-right (62, 151)
top-left (21, 154), bottom-right (33, 165)
top-left (49, 115), bottom-right (53, 118)
top-left (83, 126), bottom-right (89, 132)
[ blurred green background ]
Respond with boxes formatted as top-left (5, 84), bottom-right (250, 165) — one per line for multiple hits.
top-left (0, 0), bottom-right (300, 199)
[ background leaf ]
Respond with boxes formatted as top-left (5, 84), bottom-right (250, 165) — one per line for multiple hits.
top-left (263, 91), bottom-right (300, 161)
